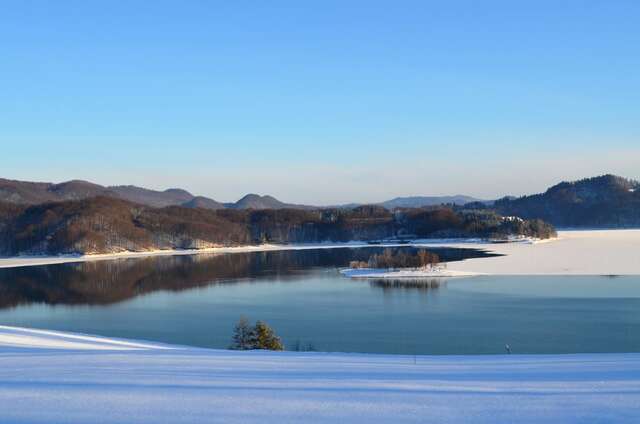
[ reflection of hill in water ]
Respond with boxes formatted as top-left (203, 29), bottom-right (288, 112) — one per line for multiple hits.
top-left (0, 247), bottom-right (495, 308)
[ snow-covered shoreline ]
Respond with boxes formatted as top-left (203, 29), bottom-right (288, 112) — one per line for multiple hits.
top-left (340, 267), bottom-right (480, 278)
top-left (1, 229), bottom-right (639, 275)
top-left (0, 237), bottom-right (522, 270)
top-left (0, 325), bottom-right (638, 423)
top-left (0, 241), bottom-right (412, 269)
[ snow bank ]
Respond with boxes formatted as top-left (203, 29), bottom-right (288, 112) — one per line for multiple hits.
top-left (0, 326), bottom-right (638, 423)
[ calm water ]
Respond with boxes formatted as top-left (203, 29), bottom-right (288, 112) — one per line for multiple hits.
top-left (0, 247), bottom-right (638, 355)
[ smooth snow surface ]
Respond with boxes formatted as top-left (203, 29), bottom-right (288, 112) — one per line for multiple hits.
top-left (438, 229), bottom-right (640, 275)
top-left (0, 326), bottom-right (639, 423)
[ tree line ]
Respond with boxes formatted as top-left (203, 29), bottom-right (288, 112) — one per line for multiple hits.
top-left (0, 196), bottom-right (557, 256)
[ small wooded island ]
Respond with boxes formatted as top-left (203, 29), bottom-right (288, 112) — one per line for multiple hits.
top-left (349, 248), bottom-right (441, 270)
top-left (341, 248), bottom-right (479, 278)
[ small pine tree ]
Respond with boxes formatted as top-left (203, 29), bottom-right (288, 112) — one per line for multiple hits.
top-left (252, 320), bottom-right (284, 351)
top-left (229, 316), bottom-right (253, 350)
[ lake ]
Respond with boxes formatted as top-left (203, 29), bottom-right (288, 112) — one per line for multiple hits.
top-left (0, 247), bottom-right (638, 355)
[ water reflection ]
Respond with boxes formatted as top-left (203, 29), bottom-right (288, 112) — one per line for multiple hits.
top-left (369, 278), bottom-right (446, 292)
top-left (0, 247), bottom-right (494, 308)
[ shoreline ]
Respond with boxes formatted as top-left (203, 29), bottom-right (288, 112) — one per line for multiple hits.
top-left (0, 237), bottom-right (517, 270)
top-left (0, 229), bottom-right (639, 275)
top-left (0, 242), bottom-right (406, 269)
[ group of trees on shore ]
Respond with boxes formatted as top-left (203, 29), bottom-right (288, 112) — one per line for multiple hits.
top-left (350, 248), bottom-right (441, 270)
top-left (229, 317), bottom-right (284, 351)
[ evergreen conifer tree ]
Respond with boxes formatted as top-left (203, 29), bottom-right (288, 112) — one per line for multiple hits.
top-left (251, 320), bottom-right (284, 351)
top-left (229, 316), bottom-right (253, 350)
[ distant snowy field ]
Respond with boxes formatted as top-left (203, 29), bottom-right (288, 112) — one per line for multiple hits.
top-left (0, 326), bottom-right (639, 423)
top-left (442, 229), bottom-right (640, 275)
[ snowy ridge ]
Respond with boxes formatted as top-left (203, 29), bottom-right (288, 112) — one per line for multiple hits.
top-left (0, 326), bottom-right (639, 423)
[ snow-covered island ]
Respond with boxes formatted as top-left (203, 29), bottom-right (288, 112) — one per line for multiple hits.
top-left (341, 248), bottom-right (480, 279)
top-left (340, 266), bottom-right (479, 278)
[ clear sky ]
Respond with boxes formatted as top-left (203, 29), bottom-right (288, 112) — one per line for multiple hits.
top-left (1, 1), bottom-right (639, 204)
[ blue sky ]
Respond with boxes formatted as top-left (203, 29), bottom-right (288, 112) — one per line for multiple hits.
top-left (1, 1), bottom-right (639, 204)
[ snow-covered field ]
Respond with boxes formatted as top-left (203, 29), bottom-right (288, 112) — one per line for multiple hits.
top-left (438, 229), bottom-right (640, 275)
top-left (0, 325), bottom-right (638, 424)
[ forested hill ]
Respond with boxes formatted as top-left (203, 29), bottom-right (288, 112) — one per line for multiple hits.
top-left (0, 175), bottom-right (640, 232)
top-left (0, 197), bottom-right (555, 256)
top-left (493, 175), bottom-right (640, 227)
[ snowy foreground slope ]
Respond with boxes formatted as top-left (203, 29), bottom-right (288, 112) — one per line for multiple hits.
top-left (1, 326), bottom-right (639, 423)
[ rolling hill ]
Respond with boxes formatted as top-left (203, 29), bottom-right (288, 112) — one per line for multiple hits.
top-left (0, 178), bottom-right (295, 210)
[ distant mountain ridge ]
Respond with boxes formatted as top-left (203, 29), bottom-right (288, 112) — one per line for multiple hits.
top-left (0, 177), bottom-right (484, 211)
top-left (110, 185), bottom-right (201, 208)
top-left (225, 194), bottom-right (312, 210)
top-left (0, 179), bottom-right (111, 205)
top-left (379, 195), bottom-right (483, 209)
top-left (2, 175), bottom-right (639, 227)
top-left (182, 196), bottom-right (226, 210)
top-left (330, 195), bottom-right (485, 210)
top-left (0, 178), bottom-right (302, 210)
